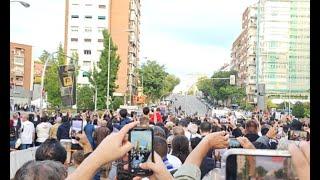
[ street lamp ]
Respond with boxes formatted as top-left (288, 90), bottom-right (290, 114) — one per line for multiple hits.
top-left (10, 1), bottom-right (30, 8)
top-left (107, 28), bottom-right (135, 109)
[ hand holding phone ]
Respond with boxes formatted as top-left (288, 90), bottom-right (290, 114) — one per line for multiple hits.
top-left (129, 127), bottom-right (154, 176)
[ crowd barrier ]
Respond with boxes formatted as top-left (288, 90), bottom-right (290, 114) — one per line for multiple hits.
top-left (10, 147), bottom-right (38, 179)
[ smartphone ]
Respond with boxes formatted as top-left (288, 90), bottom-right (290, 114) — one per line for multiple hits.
top-left (288, 130), bottom-right (310, 141)
top-left (223, 149), bottom-right (298, 180)
top-left (128, 127), bottom-right (154, 176)
top-left (70, 119), bottom-right (83, 141)
top-left (229, 138), bottom-right (242, 148)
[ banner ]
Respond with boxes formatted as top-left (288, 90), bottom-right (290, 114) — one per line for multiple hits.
top-left (58, 65), bottom-right (76, 107)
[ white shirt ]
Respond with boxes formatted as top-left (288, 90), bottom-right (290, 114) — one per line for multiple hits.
top-left (20, 121), bottom-right (35, 144)
top-left (184, 130), bottom-right (191, 140)
top-left (36, 122), bottom-right (52, 143)
top-left (167, 154), bottom-right (182, 170)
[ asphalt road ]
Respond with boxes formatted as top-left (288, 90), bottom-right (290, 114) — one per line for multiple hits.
top-left (168, 94), bottom-right (210, 117)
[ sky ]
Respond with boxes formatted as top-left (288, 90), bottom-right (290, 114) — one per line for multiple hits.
top-left (10, 0), bottom-right (257, 92)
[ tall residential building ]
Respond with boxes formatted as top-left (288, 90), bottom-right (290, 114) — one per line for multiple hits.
top-left (231, 4), bottom-right (257, 103)
top-left (10, 42), bottom-right (33, 91)
top-left (64, 0), bottom-right (141, 104)
top-left (231, 0), bottom-right (310, 104)
top-left (110, 0), bottom-right (141, 104)
top-left (64, 0), bottom-right (110, 85)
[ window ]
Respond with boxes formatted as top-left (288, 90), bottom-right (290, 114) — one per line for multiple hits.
top-left (98, 39), bottom-right (104, 42)
top-left (84, 38), bottom-right (92, 42)
top-left (71, 38), bottom-right (78, 42)
top-left (71, 26), bottom-right (79, 32)
top-left (83, 61), bottom-right (91, 66)
top-left (99, 5), bottom-right (106, 8)
top-left (84, 27), bottom-right (92, 32)
top-left (98, 16), bottom-right (106, 20)
top-left (71, 15), bottom-right (79, 18)
top-left (14, 57), bottom-right (24, 65)
top-left (84, 50), bottom-right (91, 55)
top-left (98, 27), bottom-right (105, 32)
top-left (85, 15), bottom-right (92, 19)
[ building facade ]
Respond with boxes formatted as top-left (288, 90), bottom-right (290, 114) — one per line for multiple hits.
top-left (109, 0), bottom-right (141, 104)
top-left (10, 42), bottom-right (33, 91)
top-left (231, 0), bottom-right (310, 104)
top-left (256, 0), bottom-right (310, 101)
top-left (64, 0), bottom-right (141, 104)
top-left (231, 4), bottom-right (257, 103)
top-left (64, 0), bottom-right (110, 85)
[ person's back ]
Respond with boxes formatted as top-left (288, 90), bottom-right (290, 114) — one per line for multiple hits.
top-left (57, 116), bottom-right (71, 141)
top-left (20, 115), bottom-right (35, 149)
top-left (84, 119), bottom-right (95, 149)
top-left (49, 117), bottom-right (62, 139)
top-left (36, 117), bottom-right (52, 146)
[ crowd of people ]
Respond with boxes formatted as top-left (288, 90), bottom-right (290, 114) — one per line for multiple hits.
top-left (10, 105), bottom-right (310, 180)
top-left (12, 104), bottom-right (37, 112)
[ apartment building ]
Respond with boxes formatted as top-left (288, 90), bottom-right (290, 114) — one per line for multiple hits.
top-left (109, 0), bottom-right (141, 104)
top-left (231, 0), bottom-right (310, 104)
top-left (231, 4), bottom-right (257, 103)
top-left (64, 0), bottom-right (141, 104)
top-left (10, 42), bottom-right (33, 91)
top-left (64, 0), bottom-right (110, 85)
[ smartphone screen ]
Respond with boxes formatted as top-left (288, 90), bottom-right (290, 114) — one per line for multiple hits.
top-left (229, 138), bottom-right (242, 148)
top-left (129, 128), bottom-right (154, 176)
top-left (288, 130), bottom-right (310, 141)
top-left (226, 155), bottom-right (297, 180)
top-left (70, 120), bottom-right (83, 140)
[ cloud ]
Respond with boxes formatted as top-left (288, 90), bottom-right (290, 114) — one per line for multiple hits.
top-left (140, 0), bottom-right (258, 91)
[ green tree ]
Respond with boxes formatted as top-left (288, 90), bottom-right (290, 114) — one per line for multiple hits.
top-left (303, 102), bottom-right (310, 117)
top-left (197, 71), bottom-right (245, 106)
top-left (91, 30), bottom-right (120, 110)
top-left (77, 85), bottom-right (95, 111)
top-left (42, 44), bottom-right (66, 107)
top-left (110, 96), bottom-right (124, 110)
top-left (139, 60), bottom-right (168, 102)
top-left (292, 101), bottom-right (305, 118)
top-left (39, 50), bottom-right (50, 63)
top-left (162, 74), bottom-right (180, 97)
top-left (267, 98), bottom-right (277, 109)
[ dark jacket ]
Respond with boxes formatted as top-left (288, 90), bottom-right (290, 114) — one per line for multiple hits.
top-left (245, 133), bottom-right (260, 143)
top-left (57, 122), bottom-right (71, 140)
top-left (200, 157), bottom-right (215, 179)
top-left (114, 117), bottom-right (131, 130)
